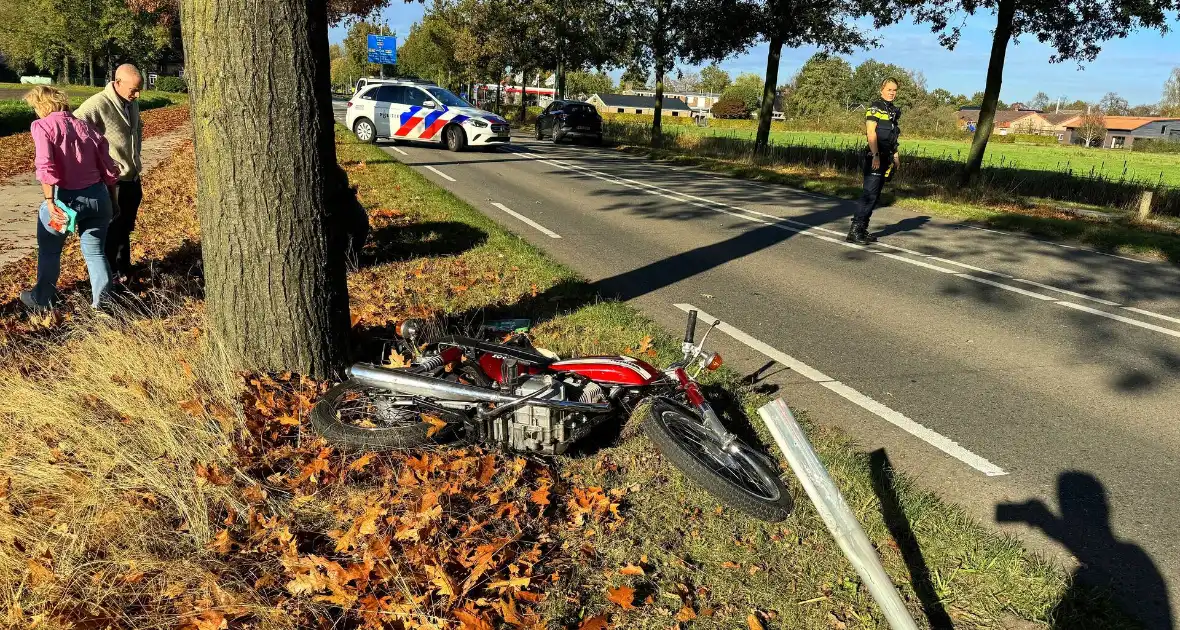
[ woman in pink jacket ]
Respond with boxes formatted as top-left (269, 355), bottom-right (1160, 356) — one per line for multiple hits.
top-left (20, 86), bottom-right (120, 311)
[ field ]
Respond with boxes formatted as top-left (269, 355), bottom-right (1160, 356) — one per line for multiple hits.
top-left (678, 126), bottom-right (1180, 187)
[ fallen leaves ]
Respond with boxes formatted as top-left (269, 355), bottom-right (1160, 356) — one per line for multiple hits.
top-left (606, 585), bottom-right (636, 610)
top-left (578, 615), bottom-right (609, 629)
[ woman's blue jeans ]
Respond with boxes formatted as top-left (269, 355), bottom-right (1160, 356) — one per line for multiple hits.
top-left (31, 182), bottom-right (113, 309)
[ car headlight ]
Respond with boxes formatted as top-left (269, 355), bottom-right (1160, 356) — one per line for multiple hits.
top-left (468, 119), bottom-right (489, 128)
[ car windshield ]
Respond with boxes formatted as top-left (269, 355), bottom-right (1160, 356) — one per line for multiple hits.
top-left (563, 103), bottom-right (595, 114)
top-left (426, 87), bottom-right (471, 108)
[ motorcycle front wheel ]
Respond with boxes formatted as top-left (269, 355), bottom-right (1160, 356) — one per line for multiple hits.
top-left (642, 396), bottom-right (793, 522)
top-left (310, 379), bottom-right (462, 449)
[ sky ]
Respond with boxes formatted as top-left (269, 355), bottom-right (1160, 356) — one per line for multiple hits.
top-left (329, 7), bottom-right (1180, 106)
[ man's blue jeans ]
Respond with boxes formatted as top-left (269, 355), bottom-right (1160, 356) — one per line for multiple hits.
top-left (31, 182), bottom-right (113, 309)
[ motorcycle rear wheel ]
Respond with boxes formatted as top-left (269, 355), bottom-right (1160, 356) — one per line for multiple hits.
top-left (310, 379), bottom-right (461, 449)
top-left (642, 396), bottom-right (793, 522)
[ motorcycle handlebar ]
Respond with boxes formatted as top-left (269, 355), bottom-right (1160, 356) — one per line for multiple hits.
top-left (684, 310), bottom-right (698, 344)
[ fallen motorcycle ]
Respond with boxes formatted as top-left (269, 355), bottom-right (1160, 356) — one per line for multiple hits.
top-left (311, 310), bottom-right (793, 521)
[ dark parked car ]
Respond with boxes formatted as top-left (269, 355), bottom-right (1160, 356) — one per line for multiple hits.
top-left (535, 100), bottom-right (603, 144)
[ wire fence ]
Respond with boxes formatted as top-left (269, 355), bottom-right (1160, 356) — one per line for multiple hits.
top-left (602, 122), bottom-right (1180, 217)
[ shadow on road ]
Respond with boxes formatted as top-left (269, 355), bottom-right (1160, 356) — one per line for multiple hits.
top-left (997, 471), bottom-right (1173, 630)
top-left (868, 449), bottom-right (955, 629)
top-left (874, 215), bottom-right (931, 238)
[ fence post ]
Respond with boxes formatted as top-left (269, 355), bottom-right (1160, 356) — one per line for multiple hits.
top-left (1137, 190), bottom-right (1154, 221)
top-left (758, 399), bottom-right (920, 630)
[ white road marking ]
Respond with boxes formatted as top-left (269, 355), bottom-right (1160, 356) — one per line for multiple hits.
top-left (490, 202), bottom-right (562, 239)
top-left (1122, 307), bottom-right (1180, 326)
top-left (875, 252), bottom-right (958, 274)
top-left (1058, 302), bottom-right (1180, 338)
top-left (674, 304), bottom-right (1008, 477)
top-left (956, 274), bottom-right (1058, 300)
top-left (1011, 278), bottom-right (1121, 306)
top-left (508, 145), bottom-right (1180, 341)
top-left (391, 146), bottom-right (409, 156)
top-left (423, 165), bottom-right (456, 181)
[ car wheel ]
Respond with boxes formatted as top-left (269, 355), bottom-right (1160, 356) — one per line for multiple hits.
top-left (552, 129), bottom-right (563, 144)
top-left (445, 125), bottom-right (467, 152)
top-left (353, 118), bottom-right (376, 144)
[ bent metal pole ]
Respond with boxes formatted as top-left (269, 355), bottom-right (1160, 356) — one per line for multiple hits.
top-left (758, 399), bottom-right (920, 630)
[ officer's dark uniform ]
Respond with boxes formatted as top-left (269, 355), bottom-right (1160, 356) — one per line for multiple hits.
top-left (850, 98), bottom-right (901, 241)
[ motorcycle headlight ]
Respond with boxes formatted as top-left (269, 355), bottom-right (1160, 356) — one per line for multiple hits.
top-left (468, 119), bottom-right (489, 128)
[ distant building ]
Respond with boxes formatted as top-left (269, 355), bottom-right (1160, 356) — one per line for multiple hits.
top-left (1063, 117), bottom-right (1180, 149)
top-left (587, 93), bottom-right (694, 117)
top-left (957, 108), bottom-right (1053, 135)
top-left (624, 89), bottom-right (720, 117)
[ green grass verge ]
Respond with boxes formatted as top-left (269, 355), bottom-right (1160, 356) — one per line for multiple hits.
top-left (620, 145), bottom-right (1180, 264)
top-left (335, 129), bottom-right (1140, 628)
top-left (0, 83), bottom-right (186, 136)
top-left (672, 125), bottom-right (1180, 187)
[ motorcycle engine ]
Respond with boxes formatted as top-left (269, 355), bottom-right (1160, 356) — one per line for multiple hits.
top-left (493, 376), bottom-right (607, 455)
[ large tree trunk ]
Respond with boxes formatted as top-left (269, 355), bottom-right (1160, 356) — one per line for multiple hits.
top-left (495, 67), bottom-right (504, 114)
top-left (651, 0), bottom-right (667, 148)
top-left (652, 65), bottom-right (664, 148)
top-left (962, 0), bottom-right (1015, 184)
top-left (754, 33), bottom-right (783, 154)
top-left (179, 0), bottom-right (352, 378)
top-left (519, 70), bottom-right (527, 121)
top-left (88, 52), bottom-right (95, 87)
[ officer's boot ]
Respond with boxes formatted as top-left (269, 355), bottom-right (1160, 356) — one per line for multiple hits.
top-left (845, 219), bottom-right (877, 245)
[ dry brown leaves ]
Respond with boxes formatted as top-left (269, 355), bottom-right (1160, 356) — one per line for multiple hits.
top-left (0, 105), bottom-right (190, 183)
top-left (0, 139), bottom-right (199, 351)
top-left (165, 371), bottom-right (625, 629)
top-left (0, 133), bottom-right (35, 181)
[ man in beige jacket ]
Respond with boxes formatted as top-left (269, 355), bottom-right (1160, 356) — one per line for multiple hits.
top-left (75, 64), bottom-right (144, 282)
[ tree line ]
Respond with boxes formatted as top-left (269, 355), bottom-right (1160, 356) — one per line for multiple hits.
top-left (333, 0), bottom-right (1178, 180)
top-left (0, 0), bottom-right (178, 85)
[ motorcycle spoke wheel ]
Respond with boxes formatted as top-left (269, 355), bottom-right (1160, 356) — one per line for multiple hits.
top-left (643, 397), bottom-right (792, 522)
top-left (310, 379), bottom-right (459, 450)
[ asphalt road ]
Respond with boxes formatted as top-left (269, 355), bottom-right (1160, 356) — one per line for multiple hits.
top-left (335, 102), bottom-right (1180, 627)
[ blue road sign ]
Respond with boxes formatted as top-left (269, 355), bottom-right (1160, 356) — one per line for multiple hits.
top-left (367, 35), bottom-right (397, 65)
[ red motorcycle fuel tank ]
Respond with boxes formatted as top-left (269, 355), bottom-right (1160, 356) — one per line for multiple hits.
top-left (550, 356), bottom-right (661, 386)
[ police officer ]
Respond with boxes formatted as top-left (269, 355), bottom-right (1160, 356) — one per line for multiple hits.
top-left (848, 78), bottom-right (901, 244)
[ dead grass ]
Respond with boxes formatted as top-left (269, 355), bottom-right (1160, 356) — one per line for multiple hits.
top-left (0, 307), bottom-right (271, 628)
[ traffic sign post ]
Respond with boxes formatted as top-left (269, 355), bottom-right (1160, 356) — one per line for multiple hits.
top-left (367, 34), bottom-right (396, 78)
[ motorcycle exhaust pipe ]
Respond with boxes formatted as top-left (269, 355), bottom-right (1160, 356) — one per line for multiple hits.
top-left (346, 363), bottom-right (613, 413)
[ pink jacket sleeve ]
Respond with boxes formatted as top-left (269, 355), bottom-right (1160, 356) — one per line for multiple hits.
top-left (94, 134), bottom-right (119, 186)
top-left (31, 120), bottom-right (62, 186)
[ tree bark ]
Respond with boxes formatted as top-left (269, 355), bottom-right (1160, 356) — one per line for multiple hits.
top-left (754, 33), bottom-right (783, 154)
top-left (495, 67), bottom-right (504, 114)
top-left (179, 0), bottom-right (352, 378)
top-left (651, 0), bottom-right (667, 148)
top-left (88, 52), bottom-right (95, 87)
top-left (519, 69), bottom-right (528, 121)
top-left (962, 0), bottom-right (1015, 184)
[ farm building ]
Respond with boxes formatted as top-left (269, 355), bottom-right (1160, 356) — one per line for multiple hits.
top-left (956, 108), bottom-right (1054, 134)
top-left (1063, 116), bottom-right (1180, 148)
top-left (587, 93), bottom-right (693, 117)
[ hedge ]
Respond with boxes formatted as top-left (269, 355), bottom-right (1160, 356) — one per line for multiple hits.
top-left (154, 76), bottom-right (187, 93)
top-left (1131, 138), bottom-right (1180, 154)
top-left (0, 92), bottom-right (181, 137)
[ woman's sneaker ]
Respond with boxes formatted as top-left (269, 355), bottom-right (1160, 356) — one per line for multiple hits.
top-left (19, 290), bottom-right (51, 313)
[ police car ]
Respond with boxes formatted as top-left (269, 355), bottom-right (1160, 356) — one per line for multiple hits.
top-left (345, 79), bottom-right (511, 151)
